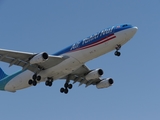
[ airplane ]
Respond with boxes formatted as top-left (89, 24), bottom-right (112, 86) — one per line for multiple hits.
top-left (0, 23), bottom-right (138, 94)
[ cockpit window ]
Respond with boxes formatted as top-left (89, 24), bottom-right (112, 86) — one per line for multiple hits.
top-left (122, 24), bottom-right (128, 27)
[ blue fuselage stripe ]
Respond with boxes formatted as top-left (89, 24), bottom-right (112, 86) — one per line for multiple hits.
top-left (54, 25), bottom-right (132, 55)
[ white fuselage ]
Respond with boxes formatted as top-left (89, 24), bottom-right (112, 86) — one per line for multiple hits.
top-left (4, 26), bottom-right (137, 92)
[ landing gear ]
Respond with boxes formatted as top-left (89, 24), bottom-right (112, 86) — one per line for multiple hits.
top-left (60, 88), bottom-right (68, 94)
top-left (60, 82), bottom-right (73, 94)
top-left (114, 51), bottom-right (121, 56)
top-left (28, 79), bottom-right (33, 85)
top-left (45, 78), bottom-right (53, 87)
top-left (32, 80), bottom-right (37, 86)
top-left (32, 74), bottom-right (41, 81)
top-left (68, 84), bottom-right (73, 89)
top-left (114, 44), bottom-right (121, 56)
top-left (37, 76), bottom-right (41, 81)
top-left (28, 73), bottom-right (41, 86)
top-left (64, 83), bottom-right (72, 89)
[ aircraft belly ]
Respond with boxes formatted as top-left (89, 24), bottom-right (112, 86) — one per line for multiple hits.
top-left (40, 56), bottom-right (82, 80)
top-left (5, 71), bottom-right (34, 91)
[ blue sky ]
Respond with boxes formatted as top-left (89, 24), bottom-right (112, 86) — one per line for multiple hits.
top-left (0, 0), bottom-right (160, 120)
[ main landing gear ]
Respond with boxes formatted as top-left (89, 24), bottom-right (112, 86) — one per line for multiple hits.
top-left (28, 73), bottom-right (73, 94)
top-left (114, 44), bottom-right (121, 56)
top-left (45, 77), bottom-right (53, 87)
top-left (28, 74), bottom-right (41, 86)
top-left (60, 82), bottom-right (73, 94)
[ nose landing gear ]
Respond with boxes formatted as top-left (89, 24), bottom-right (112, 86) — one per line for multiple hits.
top-left (114, 44), bottom-right (121, 56)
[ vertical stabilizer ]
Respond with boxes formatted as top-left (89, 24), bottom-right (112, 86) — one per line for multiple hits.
top-left (0, 68), bottom-right (8, 80)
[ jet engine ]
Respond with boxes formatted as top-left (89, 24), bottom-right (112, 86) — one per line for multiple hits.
top-left (30, 52), bottom-right (49, 64)
top-left (85, 69), bottom-right (103, 81)
top-left (96, 78), bottom-right (114, 89)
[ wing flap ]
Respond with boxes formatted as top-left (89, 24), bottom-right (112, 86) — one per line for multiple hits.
top-left (62, 65), bottom-right (101, 87)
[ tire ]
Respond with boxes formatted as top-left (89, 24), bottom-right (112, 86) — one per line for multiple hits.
top-left (60, 88), bottom-right (65, 93)
top-left (68, 84), bottom-right (73, 89)
top-left (37, 76), bottom-right (41, 81)
top-left (28, 79), bottom-right (33, 85)
top-left (45, 81), bottom-right (49, 86)
top-left (64, 83), bottom-right (68, 88)
top-left (32, 74), bottom-right (37, 80)
top-left (32, 80), bottom-right (37, 86)
top-left (48, 82), bottom-right (52, 87)
top-left (117, 52), bottom-right (121, 56)
top-left (114, 51), bottom-right (121, 56)
top-left (64, 89), bottom-right (68, 94)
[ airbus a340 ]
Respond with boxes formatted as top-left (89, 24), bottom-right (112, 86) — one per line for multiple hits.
top-left (0, 24), bottom-right (137, 94)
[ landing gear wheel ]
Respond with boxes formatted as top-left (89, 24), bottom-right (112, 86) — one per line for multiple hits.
top-left (32, 74), bottom-right (37, 80)
top-left (28, 79), bottom-right (33, 85)
top-left (64, 83), bottom-right (68, 88)
top-left (45, 81), bottom-right (49, 86)
top-left (64, 89), bottom-right (68, 94)
top-left (45, 79), bottom-right (53, 87)
top-left (114, 51), bottom-right (121, 56)
top-left (68, 84), bottom-right (73, 89)
top-left (61, 80), bottom-right (73, 94)
top-left (48, 82), bottom-right (52, 87)
top-left (32, 80), bottom-right (37, 86)
top-left (60, 88), bottom-right (65, 93)
top-left (37, 76), bottom-right (41, 81)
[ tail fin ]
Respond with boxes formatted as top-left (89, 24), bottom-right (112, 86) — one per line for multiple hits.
top-left (0, 68), bottom-right (8, 80)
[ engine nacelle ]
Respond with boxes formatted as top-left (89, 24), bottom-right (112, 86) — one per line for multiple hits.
top-left (96, 78), bottom-right (114, 89)
top-left (85, 69), bottom-right (103, 81)
top-left (30, 52), bottom-right (48, 64)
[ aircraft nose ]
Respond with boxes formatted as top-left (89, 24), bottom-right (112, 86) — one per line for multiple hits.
top-left (125, 26), bottom-right (138, 39)
top-left (132, 26), bottom-right (138, 34)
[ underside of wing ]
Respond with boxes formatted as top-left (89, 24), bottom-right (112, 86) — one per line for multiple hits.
top-left (61, 65), bottom-right (113, 88)
top-left (0, 49), bottom-right (68, 72)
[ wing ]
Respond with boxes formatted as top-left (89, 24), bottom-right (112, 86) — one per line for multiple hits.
top-left (62, 65), bottom-right (102, 87)
top-left (0, 49), bottom-right (68, 72)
